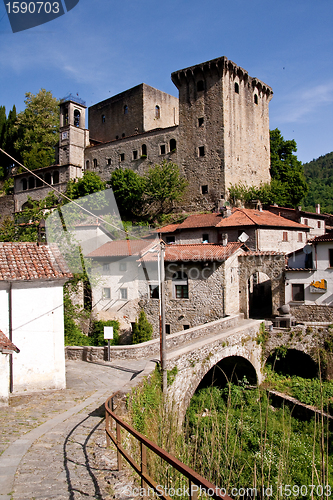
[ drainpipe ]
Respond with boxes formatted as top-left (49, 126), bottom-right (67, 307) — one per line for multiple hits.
top-left (8, 282), bottom-right (13, 393)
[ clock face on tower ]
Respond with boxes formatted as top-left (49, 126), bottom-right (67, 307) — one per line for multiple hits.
top-left (62, 132), bottom-right (68, 140)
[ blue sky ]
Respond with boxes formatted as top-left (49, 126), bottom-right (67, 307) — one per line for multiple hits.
top-left (0, 0), bottom-right (332, 164)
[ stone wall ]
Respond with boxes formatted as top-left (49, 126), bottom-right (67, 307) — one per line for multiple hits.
top-left (0, 195), bottom-right (14, 223)
top-left (65, 313), bottom-right (243, 360)
top-left (290, 304), bottom-right (333, 323)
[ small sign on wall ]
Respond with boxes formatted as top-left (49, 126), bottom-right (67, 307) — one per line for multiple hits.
top-left (310, 279), bottom-right (327, 293)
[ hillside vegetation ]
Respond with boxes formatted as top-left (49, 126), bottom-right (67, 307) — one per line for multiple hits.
top-left (302, 151), bottom-right (333, 213)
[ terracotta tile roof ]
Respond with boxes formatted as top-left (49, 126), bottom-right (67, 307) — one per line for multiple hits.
top-left (239, 250), bottom-right (285, 256)
top-left (157, 223), bottom-right (181, 233)
top-left (216, 208), bottom-right (309, 229)
top-left (310, 233), bottom-right (333, 242)
top-left (87, 239), bottom-right (157, 258)
top-left (0, 243), bottom-right (73, 281)
top-left (158, 209), bottom-right (309, 232)
top-left (0, 330), bottom-right (19, 353)
top-left (164, 242), bottom-right (243, 262)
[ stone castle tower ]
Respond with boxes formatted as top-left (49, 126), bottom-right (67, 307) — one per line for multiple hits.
top-left (171, 56), bottom-right (273, 207)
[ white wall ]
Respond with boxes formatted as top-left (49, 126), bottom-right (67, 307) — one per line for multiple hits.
top-left (0, 353), bottom-right (9, 405)
top-left (0, 280), bottom-right (66, 393)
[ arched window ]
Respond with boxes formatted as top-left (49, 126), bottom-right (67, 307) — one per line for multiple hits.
top-left (172, 271), bottom-right (188, 299)
top-left (197, 80), bottom-right (204, 92)
top-left (170, 138), bottom-right (177, 152)
top-left (155, 105), bottom-right (160, 119)
top-left (141, 144), bottom-right (147, 157)
top-left (28, 176), bottom-right (35, 189)
top-left (36, 175), bottom-right (43, 188)
top-left (124, 105), bottom-right (128, 115)
top-left (63, 107), bottom-right (68, 126)
top-left (235, 82), bottom-right (239, 94)
top-left (102, 114), bottom-right (106, 123)
top-left (22, 178), bottom-right (27, 191)
top-left (254, 94), bottom-right (258, 104)
top-left (44, 172), bottom-right (51, 185)
top-left (86, 160), bottom-right (90, 170)
top-left (74, 109), bottom-right (80, 127)
top-left (93, 158), bottom-right (97, 168)
top-left (53, 171), bottom-right (59, 184)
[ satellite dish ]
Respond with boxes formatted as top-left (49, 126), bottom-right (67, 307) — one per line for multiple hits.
top-left (303, 245), bottom-right (312, 254)
top-left (238, 232), bottom-right (249, 243)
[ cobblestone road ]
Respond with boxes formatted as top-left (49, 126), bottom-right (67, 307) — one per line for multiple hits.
top-left (0, 359), bottom-right (156, 500)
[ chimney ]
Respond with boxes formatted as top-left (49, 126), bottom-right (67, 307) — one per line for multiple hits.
top-left (316, 203), bottom-right (320, 214)
top-left (222, 233), bottom-right (228, 246)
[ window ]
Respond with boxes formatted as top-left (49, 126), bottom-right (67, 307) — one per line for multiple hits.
top-left (122, 133), bottom-right (125, 138)
top-left (53, 171), bottom-right (59, 184)
top-left (36, 176), bottom-right (43, 188)
top-left (173, 272), bottom-right (188, 299)
top-left (201, 185), bottom-right (208, 194)
top-left (198, 117), bottom-right (204, 127)
top-left (120, 153), bottom-right (125, 162)
top-left (166, 236), bottom-right (175, 244)
top-left (141, 144), bottom-right (147, 157)
top-left (86, 160), bottom-right (90, 170)
top-left (298, 233), bottom-right (303, 242)
top-left (116, 135), bottom-right (119, 140)
top-left (254, 94), bottom-right (258, 104)
top-left (235, 82), bottom-right (239, 94)
top-left (165, 324), bottom-right (171, 335)
top-left (149, 284), bottom-right (159, 299)
top-left (198, 146), bottom-right (205, 157)
top-left (74, 109), bottom-right (80, 127)
top-left (93, 158), bottom-right (97, 168)
top-left (283, 232), bottom-right (288, 242)
top-left (304, 218), bottom-right (308, 226)
top-left (28, 176), bottom-right (35, 189)
top-left (45, 172), bottom-right (52, 184)
top-left (107, 158), bottom-right (111, 166)
top-left (197, 80), bottom-right (204, 92)
top-left (292, 284), bottom-right (304, 302)
top-left (22, 178), bottom-right (27, 190)
top-left (170, 138), bottom-right (177, 152)
top-left (103, 288), bottom-right (110, 299)
top-left (120, 288), bottom-right (128, 300)
top-left (132, 150), bottom-right (138, 160)
top-left (318, 221), bottom-right (321, 228)
top-left (183, 325), bottom-right (190, 330)
top-left (102, 115), bottom-right (106, 123)
top-left (155, 105), bottom-right (160, 119)
top-left (202, 234), bottom-right (209, 243)
top-left (160, 144), bottom-right (166, 155)
top-left (119, 262), bottom-right (127, 271)
top-left (103, 263), bottom-right (110, 272)
top-left (124, 105), bottom-right (128, 115)
top-left (329, 249), bottom-right (333, 268)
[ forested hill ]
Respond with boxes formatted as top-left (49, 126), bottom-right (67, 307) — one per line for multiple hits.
top-left (301, 151), bottom-right (333, 214)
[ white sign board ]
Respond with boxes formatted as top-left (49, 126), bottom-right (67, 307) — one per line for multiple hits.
top-left (104, 326), bottom-right (113, 340)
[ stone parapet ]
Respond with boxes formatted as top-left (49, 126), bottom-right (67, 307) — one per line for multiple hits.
top-left (290, 304), bottom-right (333, 323)
top-left (65, 313), bottom-right (243, 361)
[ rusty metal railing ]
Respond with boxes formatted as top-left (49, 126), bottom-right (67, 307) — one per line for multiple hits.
top-left (105, 393), bottom-right (232, 500)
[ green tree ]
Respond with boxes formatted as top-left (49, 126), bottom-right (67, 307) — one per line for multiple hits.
top-left (66, 171), bottom-right (106, 200)
top-left (0, 105), bottom-right (20, 179)
top-left (132, 310), bottom-right (153, 344)
top-left (143, 160), bottom-right (188, 214)
top-left (269, 128), bottom-right (308, 207)
top-left (14, 89), bottom-right (59, 170)
top-left (110, 168), bottom-right (145, 218)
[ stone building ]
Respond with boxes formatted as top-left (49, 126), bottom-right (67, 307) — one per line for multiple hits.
top-left (158, 207), bottom-right (311, 253)
top-left (14, 56), bottom-right (273, 212)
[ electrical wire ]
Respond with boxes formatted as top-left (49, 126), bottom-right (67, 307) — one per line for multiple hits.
top-left (0, 147), bottom-right (138, 238)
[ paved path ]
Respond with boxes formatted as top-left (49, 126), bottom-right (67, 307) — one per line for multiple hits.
top-left (0, 358), bottom-right (156, 500)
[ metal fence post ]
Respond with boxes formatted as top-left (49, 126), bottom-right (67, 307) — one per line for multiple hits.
top-left (141, 442), bottom-right (147, 499)
top-left (116, 421), bottom-right (122, 471)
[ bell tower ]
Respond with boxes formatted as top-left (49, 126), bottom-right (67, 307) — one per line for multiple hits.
top-left (59, 95), bottom-right (89, 176)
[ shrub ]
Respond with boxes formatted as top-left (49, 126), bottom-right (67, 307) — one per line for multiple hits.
top-left (132, 310), bottom-right (153, 344)
top-left (89, 319), bottom-right (120, 346)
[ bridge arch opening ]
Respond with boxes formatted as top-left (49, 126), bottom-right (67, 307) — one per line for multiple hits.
top-left (196, 356), bottom-right (257, 391)
top-left (266, 348), bottom-right (318, 378)
top-left (248, 271), bottom-right (272, 318)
